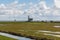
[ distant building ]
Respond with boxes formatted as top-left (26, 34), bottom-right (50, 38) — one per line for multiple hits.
top-left (28, 16), bottom-right (33, 22)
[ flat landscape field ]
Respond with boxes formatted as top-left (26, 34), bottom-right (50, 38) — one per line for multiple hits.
top-left (0, 22), bottom-right (60, 40)
top-left (0, 35), bottom-right (16, 40)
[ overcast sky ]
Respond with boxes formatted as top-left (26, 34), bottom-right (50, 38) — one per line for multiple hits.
top-left (0, 0), bottom-right (60, 21)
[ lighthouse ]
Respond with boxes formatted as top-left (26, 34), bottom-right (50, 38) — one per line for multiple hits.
top-left (28, 15), bottom-right (33, 22)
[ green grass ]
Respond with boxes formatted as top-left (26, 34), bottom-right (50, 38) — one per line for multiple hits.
top-left (0, 35), bottom-right (16, 40)
top-left (0, 22), bottom-right (60, 40)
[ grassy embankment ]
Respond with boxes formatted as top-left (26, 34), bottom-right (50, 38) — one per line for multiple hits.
top-left (0, 35), bottom-right (16, 40)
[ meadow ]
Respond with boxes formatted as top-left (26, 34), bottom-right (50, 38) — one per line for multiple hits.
top-left (0, 35), bottom-right (16, 40)
top-left (0, 22), bottom-right (60, 40)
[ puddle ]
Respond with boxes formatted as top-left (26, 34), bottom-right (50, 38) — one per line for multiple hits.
top-left (44, 33), bottom-right (60, 37)
top-left (54, 26), bottom-right (60, 28)
top-left (36, 30), bottom-right (60, 38)
top-left (37, 30), bottom-right (60, 34)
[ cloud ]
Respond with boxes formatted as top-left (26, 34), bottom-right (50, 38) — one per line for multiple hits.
top-left (0, 0), bottom-right (55, 16)
top-left (0, 4), bottom-right (7, 9)
top-left (53, 9), bottom-right (60, 16)
top-left (0, 0), bottom-right (49, 16)
top-left (0, 0), bottom-right (60, 21)
top-left (0, 0), bottom-right (25, 16)
top-left (38, 0), bottom-right (50, 9)
top-left (54, 0), bottom-right (60, 8)
top-left (6, 0), bottom-right (18, 9)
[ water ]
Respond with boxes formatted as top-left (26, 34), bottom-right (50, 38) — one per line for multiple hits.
top-left (54, 26), bottom-right (60, 28)
top-left (36, 30), bottom-right (60, 38)
top-left (44, 33), bottom-right (60, 38)
top-left (0, 32), bottom-right (32, 40)
top-left (0, 30), bottom-right (60, 40)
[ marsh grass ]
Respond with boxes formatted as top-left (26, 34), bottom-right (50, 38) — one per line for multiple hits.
top-left (0, 22), bottom-right (60, 40)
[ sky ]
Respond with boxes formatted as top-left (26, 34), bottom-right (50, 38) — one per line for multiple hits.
top-left (0, 0), bottom-right (60, 21)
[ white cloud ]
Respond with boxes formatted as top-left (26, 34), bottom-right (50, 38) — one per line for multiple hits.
top-left (0, 0), bottom-right (60, 21)
top-left (38, 0), bottom-right (49, 9)
top-left (54, 0), bottom-right (60, 8)
top-left (53, 9), bottom-right (60, 16)
top-left (0, 0), bottom-right (25, 16)
top-left (18, 3), bottom-right (26, 10)
top-left (0, 0), bottom-right (49, 16)
top-left (29, 2), bottom-right (33, 6)
top-left (6, 0), bottom-right (18, 9)
top-left (0, 4), bottom-right (7, 9)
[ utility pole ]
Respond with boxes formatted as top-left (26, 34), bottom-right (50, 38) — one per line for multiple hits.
top-left (13, 10), bottom-right (16, 22)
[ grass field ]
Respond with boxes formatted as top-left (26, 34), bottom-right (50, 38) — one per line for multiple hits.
top-left (0, 22), bottom-right (60, 40)
top-left (0, 35), bottom-right (16, 40)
